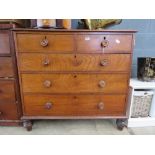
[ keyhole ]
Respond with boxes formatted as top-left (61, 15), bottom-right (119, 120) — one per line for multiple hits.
top-left (103, 36), bottom-right (106, 40)
top-left (74, 55), bottom-right (77, 58)
top-left (73, 96), bottom-right (77, 99)
top-left (74, 75), bottom-right (77, 78)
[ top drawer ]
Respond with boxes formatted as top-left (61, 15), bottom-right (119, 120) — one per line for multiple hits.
top-left (16, 33), bottom-right (75, 53)
top-left (0, 30), bottom-right (10, 54)
top-left (76, 34), bottom-right (133, 53)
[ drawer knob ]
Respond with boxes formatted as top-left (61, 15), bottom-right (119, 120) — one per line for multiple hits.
top-left (43, 59), bottom-right (50, 66)
top-left (98, 80), bottom-right (106, 88)
top-left (43, 80), bottom-right (52, 88)
top-left (0, 111), bottom-right (2, 115)
top-left (45, 102), bottom-right (52, 109)
top-left (101, 40), bottom-right (109, 48)
top-left (100, 59), bottom-right (108, 66)
top-left (98, 102), bottom-right (104, 110)
top-left (41, 37), bottom-right (48, 47)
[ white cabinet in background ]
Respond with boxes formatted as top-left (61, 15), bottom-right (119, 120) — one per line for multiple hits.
top-left (126, 78), bottom-right (155, 127)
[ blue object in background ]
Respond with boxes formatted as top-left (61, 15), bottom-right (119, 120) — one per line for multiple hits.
top-left (72, 19), bottom-right (155, 77)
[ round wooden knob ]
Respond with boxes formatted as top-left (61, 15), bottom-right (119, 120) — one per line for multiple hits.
top-left (44, 102), bottom-right (52, 109)
top-left (41, 37), bottom-right (48, 47)
top-left (101, 40), bottom-right (109, 48)
top-left (98, 80), bottom-right (106, 88)
top-left (100, 59), bottom-right (108, 66)
top-left (43, 80), bottom-right (52, 88)
top-left (98, 102), bottom-right (104, 110)
top-left (43, 59), bottom-right (50, 66)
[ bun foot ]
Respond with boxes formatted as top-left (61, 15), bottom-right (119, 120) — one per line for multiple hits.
top-left (23, 120), bottom-right (32, 131)
top-left (116, 119), bottom-right (127, 131)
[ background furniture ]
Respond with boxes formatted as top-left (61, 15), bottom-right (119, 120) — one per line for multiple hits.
top-left (13, 29), bottom-right (136, 131)
top-left (126, 78), bottom-right (155, 127)
top-left (0, 22), bottom-right (22, 126)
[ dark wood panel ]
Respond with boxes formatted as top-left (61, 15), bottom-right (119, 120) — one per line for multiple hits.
top-left (16, 34), bottom-right (75, 52)
top-left (0, 30), bottom-right (10, 54)
top-left (0, 80), bottom-right (15, 93)
top-left (21, 73), bottom-right (129, 93)
top-left (23, 94), bottom-right (126, 116)
top-left (0, 80), bottom-right (16, 104)
top-left (0, 103), bottom-right (18, 120)
top-left (18, 53), bottom-right (131, 72)
top-left (0, 57), bottom-right (14, 77)
top-left (0, 80), bottom-right (19, 120)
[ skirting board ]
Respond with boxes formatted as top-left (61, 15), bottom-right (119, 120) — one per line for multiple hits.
top-left (126, 117), bottom-right (155, 127)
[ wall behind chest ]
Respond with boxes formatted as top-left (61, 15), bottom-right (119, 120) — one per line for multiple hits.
top-left (72, 19), bottom-right (155, 78)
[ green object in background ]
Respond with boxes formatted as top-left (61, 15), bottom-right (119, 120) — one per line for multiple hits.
top-left (78, 19), bottom-right (122, 29)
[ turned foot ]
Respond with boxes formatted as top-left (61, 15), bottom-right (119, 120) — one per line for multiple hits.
top-left (23, 120), bottom-right (32, 131)
top-left (116, 119), bottom-right (127, 131)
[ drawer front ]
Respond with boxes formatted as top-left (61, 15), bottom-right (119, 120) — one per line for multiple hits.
top-left (16, 34), bottom-right (74, 52)
top-left (76, 34), bottom-right (132, 53)
top-left (0, 80), bottom-right (18, 120)
top-left (0, 103), bottom-right (18, 120)
top-left (18, 53), bottom-right (131, 72)
top-left (21, 73), bottom-right (128, 93)
top-left (23, 94), bottom-right (126, 116)
top-left (0, 31), bottom-right (10, 54)
top-left (0, 81), bottom-right (16, 104)
top-left (0, 57), bottom-right (14, 77)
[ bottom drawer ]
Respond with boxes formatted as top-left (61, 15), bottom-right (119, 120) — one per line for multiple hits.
top-left (23, 94), bottom-right (127, 116)
top-left (0, 103), bottom-right (18, 120)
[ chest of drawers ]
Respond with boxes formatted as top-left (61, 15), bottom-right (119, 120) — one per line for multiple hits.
top-left (13, 29), bottom-right (136, 131)
top-left (0, 27), bottom-right (22, 126)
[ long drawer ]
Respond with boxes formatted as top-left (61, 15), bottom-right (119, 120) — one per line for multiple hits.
top-left (15, 33), bottom-right (133, 53)
top-left (21, 73), bottom-right (128, 93)
top-left (23, 94), bottom-right (126, 116)
top-left (18, 53), bottom-right (131, 72)
top-left (16, 33), bottom-right (75, 52)
top-left (0, 57), bottom-right (14, 77)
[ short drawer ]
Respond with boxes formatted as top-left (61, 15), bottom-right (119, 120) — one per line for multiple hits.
top-left (0, 57), bottom-right (14, 77)
top-left (16, 33), bottom-right (75, 52)
top-left (18, 53), bottom-right (131, 72)
top-left (0, 103), bottom-right (18, 120)
top-left (21, 73), bottom-right (129, 94)
top-left (76, 34), bottom-right (132, 53)
top-left (0, 30), bottom-right (10, 54)
top-left (23, 94), bottom-right (126, 116)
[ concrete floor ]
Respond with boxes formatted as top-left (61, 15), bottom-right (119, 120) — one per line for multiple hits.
top-left (0, 119), bottom-right (155, 135)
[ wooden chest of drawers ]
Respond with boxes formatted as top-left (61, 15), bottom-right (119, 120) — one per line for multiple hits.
top-left (0, 27), bottom-right (22, 126)
top-left (13, 29), bottom-right (136, 130)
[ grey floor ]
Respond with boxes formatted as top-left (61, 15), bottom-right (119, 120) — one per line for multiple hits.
top-left (0, 119), bottom-right (155, 135)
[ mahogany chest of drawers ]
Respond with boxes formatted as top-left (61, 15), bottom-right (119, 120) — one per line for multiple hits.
top-left (0, 25), bottom-right (22, 126)
top-left (13, 29), bottom-right (136, 131)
